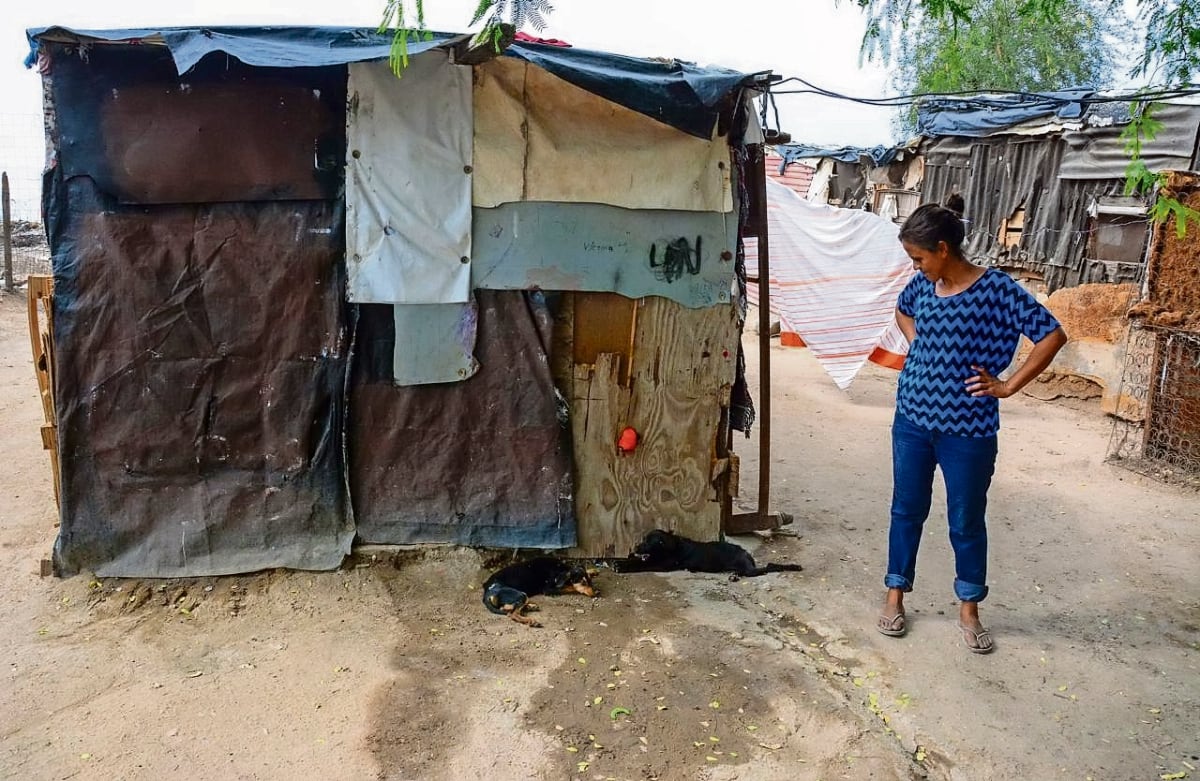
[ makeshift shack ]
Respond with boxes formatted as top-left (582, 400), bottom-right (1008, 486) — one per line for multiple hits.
top-left (770, 143), bottom-right (918, 215)
top-left (913, 91), bottom-right (1200, 290)
top-left (911, 92), bottom-right (1200, 413)
top-left (27, 25), bottom-right (776, 577)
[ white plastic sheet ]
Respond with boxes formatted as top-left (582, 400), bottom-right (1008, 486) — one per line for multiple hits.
top-left (747, 178), bottom-right (914, 389)
top-left (346, 54), bottom-right (473, 304)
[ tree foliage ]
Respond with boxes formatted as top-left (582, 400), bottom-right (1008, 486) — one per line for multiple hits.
top-left (889, 0), bottom-right (1128, 135)
top-left (380, 0), bottom-right (552, 73)
top-left (850, 0), bottom-right (1200, 230)
top-left (379, 0), bottom-right (432, 73)
top-left (1136, 0), bottom-right (1200, 83)
top-left (852, 0), bottom-right (1200, 84)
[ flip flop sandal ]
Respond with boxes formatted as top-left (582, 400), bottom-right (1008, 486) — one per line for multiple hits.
top-left (877, 612), bottom-right (907, 637)
top-left (957, 623), bottom-right (995, 654)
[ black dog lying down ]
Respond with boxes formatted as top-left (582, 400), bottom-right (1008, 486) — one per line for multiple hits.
top-left (618, 529), bottom-right (801, 579)
top-left (482, 557), bottom-right (596, 627)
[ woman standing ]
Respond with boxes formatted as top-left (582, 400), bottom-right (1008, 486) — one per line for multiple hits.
top-left (877, 198), bottom-right (1067, 653)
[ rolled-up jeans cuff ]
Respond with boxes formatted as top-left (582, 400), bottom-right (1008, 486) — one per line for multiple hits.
top-left (955, 579), bottom-right (988, 603)
top-left (884, 575), bottom-right (913, 592)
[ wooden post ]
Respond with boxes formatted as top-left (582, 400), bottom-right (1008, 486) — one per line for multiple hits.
top-left (2, 172), bottom-right (13, 293)
top-left (726, 145), bottom-right (792, 535)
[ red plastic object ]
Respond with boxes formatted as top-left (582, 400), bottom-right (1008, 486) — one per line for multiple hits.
top-left (617, 427), bottom-right (639, 453)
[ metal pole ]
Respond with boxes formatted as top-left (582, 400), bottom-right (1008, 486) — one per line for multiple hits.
top-left (2, 172), bottom-right (13, 293)
top-left (726, 144), bottom-right (791, 534)
top-left (755, 154), bottom-right (772, 517)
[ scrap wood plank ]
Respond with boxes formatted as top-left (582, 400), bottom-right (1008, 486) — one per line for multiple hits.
top-left (567, 296), bottom-right (741, 558)
top-left (550, 292), bottom-right (577, 399)
top-left (709, 453), bottom-right (740, 499)
top-left (27, 276), bottom-right (55, 422)
top-left (27, 275), bottom-right (60, 508)
top-left (572, 292), bottom-right (636, 387)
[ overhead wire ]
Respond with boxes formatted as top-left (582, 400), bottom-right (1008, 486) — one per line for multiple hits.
top-left (766, 74), bottom-right (1200, 110)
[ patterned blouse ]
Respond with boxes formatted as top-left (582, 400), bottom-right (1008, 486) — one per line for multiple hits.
top-left (896, 268), bottom-right (1061, 437)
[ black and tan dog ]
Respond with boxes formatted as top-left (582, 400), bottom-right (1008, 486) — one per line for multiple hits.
top-left (618, 529), bottom-right (802, 579)
top-left (482, 557), bottom-right (597, 627)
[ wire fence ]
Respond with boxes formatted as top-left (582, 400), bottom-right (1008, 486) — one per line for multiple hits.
top-left (1, 112), bottom-right (51, 288)
top-left (1106, 323), bottom-right (1200, 488)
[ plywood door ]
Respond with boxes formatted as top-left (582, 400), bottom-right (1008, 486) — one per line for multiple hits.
top-left (563, 293), bottom-right (740, 557)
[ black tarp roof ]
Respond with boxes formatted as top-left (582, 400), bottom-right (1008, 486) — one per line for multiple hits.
top-left (26, 24), bottom-right (757, 138)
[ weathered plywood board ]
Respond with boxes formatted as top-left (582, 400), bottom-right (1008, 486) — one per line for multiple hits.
top-left (566, 295), bottom-right (740, 557)
top-left (573, 293), bottom-right (636, 387)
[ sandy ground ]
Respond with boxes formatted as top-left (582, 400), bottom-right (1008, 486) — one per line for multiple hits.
top-left (1, 289), bottom-right (1198, 781)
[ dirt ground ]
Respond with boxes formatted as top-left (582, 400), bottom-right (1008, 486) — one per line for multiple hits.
top-left (2, 289), bottom-right (1198, 781)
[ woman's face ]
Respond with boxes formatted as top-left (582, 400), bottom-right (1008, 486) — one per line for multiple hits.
top-left (901, 240), bottom-right (951, 282)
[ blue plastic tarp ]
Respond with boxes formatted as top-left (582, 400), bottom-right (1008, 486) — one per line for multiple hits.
top-left (27, 25), bottom-right (752, 138)
top-left (776, 143), bottom-right (899, 167)
top-left (916, 88), bottom-right (1095, 138)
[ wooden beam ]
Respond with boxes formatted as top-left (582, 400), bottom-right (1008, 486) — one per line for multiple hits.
top-left (27, 275), bottom-right (60, 508)
top-left (726, 511), bottom-right (793, 535)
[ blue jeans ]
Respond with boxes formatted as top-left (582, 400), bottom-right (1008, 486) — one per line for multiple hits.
top-left (886, 411), bottom-right (997, 603)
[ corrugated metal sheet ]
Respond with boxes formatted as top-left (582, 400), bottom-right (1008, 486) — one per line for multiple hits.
top-left (765, 152), bottom-right (814, 198)
top-left (920, 134), bottom-right (1142, 291)
top-left (917, 100), bottom-right (1200, 291)
top-left (1058, 102), bottom-right (1200, 179)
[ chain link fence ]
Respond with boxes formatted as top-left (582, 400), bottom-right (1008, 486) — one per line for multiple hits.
top-left (1106, 323), bottom-right (1200, 487)
top-left (1, 112), bottom-right (51, 289)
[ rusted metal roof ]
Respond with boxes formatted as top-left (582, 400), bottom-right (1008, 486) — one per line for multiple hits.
top-left (765, 152), bottom-right (813, 198)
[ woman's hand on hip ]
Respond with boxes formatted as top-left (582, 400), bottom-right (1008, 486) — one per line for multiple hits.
top-left (965, 365), bottom-right (1013, 398)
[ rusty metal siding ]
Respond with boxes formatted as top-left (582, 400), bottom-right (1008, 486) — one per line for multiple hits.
top-left (920, 134), bottom-right (1134, 291)
top-left (44, 46), bottom-right (353, 577)
top-left (348, 291), bottom-right (576, 548)
top-left (47, 43), bottom-right (344, 204)
top-left (765, 152), bottom-right (814, 197)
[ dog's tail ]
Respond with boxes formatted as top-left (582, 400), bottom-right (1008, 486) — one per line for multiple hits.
top-left (483, 583), bottom-right (527, 615)
top-left (750, 562), bottom-right (803, 576)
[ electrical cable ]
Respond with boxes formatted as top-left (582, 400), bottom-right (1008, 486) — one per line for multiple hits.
top-left (766, 74), bottom-right (1200, 110)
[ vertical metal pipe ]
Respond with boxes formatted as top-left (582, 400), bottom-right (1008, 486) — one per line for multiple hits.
top-left (754, 148), bottom-right (771, 515)
top-left (2, 172), bottom-right (13, 293)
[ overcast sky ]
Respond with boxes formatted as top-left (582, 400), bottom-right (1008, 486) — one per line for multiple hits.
top-left (0, 0), bottom-right (898, 217)
top-left (2, 0), bottom-right (896, 138)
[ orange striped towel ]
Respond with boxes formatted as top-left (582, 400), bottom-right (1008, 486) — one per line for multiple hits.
top-left (746, 178), bottom-right (913, 389)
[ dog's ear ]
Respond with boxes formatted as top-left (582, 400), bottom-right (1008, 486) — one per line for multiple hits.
top-left (650, 529), bottom-right (673, 546)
